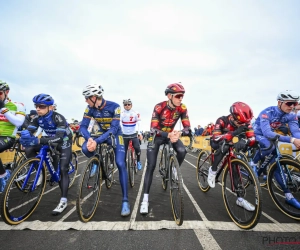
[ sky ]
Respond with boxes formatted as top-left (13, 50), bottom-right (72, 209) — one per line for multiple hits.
top-left (1, 0), bottom-right (300, 131)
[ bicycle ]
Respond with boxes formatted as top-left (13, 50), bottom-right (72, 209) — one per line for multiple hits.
top-left (196, 139), bottom-right (262, 229)
top-left (76, 133), bottom-right (116, 222)
top-left (155, 132), bottom-right (185, 226)
top-left (259, 135), bottom-right (300, 220)
top-left (0, 142), bottom-right (78, 225)
top-left (127, 139), bottom-right (138, 188)
top-left (4, 136), bottom-right (27, 172)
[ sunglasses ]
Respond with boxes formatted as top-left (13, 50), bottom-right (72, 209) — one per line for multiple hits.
top-left (35, 104), bottom-right (48, 109)
top-left (0, 91), bottom-right (4, 95)
top-left (172, 94), bottom-right (184, 99)
top-left (284, 101), bottom-right (298, 107)
top-left (124, 103), bottom-right (131, 106)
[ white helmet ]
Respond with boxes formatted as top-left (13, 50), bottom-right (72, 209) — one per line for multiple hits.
top-left (277, 90), bottom-right (299, 102)
top-left (123, 98), bottom-right (132, 104)
top-left (53, 103), bottom-right (57, 111)
top-left (82, 84), bottom-right (104, 98)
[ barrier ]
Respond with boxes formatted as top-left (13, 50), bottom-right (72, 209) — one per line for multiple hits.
top-left (181, 136), bottom-right (300, 156)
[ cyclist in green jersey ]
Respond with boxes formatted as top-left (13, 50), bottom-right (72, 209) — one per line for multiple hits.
top-left (0, 80), bottom-right (26, 192)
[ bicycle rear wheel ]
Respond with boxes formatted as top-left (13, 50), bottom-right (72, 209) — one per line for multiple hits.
top-left (68, 151), bottom-right (78, 188)
top-left (267, 159), bottom-right (300, 220)
top-left (169, 155), bottom-right (184, 226)
top-left (105, 150), bottom-right (115, 189)
top-left (196, 150), bottom-right (211, 192)
top-left (0, 158), bottom-right (46, 225)
top-left (127, 148), bottom-right (135, 187)
top-left (222, 158), bottom-right (262, 229)
top-left (76, 157), bottom-right (102, 222)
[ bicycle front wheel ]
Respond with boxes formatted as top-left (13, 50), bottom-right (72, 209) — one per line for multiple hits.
top-left (169, 155), bottom-right (184, 226)
top-left (127, 148), bottom-right (135, 187)
top-left (159, 146), bottom-right (168, 190)
top-left (0, 158), bottom-right (46, 225)
top-left (68, 151), bottom-right (78, 188)
top-left (267, 159), bottom-right (300, 220)
top-left (222, 158), bottom-right (262, 229)
top-left (196, 150), bottom-right (211, 192)
top-left (76, 157), bottom-right (102, 222)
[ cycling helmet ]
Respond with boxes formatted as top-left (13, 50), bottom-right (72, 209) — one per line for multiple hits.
top-left (123, 98), bottom-right (132, 104)
top-left (0, 80), bottom-right (9, 91)
top-left (277, 90), bottom-right (300, 102)
top-left (230, 102), bottom-right (253, 123)
top-left (82, 84), bottom-right (104, 98)
top-left (165, 83), bottom-right (185, 95)
top-left (32, 94), bottom-right (54, 106)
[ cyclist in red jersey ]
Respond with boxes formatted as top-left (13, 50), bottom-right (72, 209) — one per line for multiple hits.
top-left (140, 83), bottom-right (191, 214)
top-left (207, 102), bottom-right (256, 211)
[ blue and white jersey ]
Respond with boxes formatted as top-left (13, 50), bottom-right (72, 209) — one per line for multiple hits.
top-left (253, 106), bottom-right (300, 143)
top-left (120, 109), bottom-right (141, 135)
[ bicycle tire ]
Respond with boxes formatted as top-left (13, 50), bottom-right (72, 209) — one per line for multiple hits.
top-left (134, 151), bottom-right (138, 174)
top-left (267, 158), bottom-right (300, 220)
top-left (127, 148), bottom-right (134, 187)
top-left (0, 158), bottom-right (46, 225)
top-left (68, 151), bottom-right (78, 188)
top-left (105, 151), bottom-right (115, 189)
top-left (222, 158), bottom-right (262, 229)
top-left (169, 155), bottom-right (184, 226)
top-left (76, 157), bottom-right (102, 222)
top-left (196, 150), bottom-right (211, 192)
top-left (159, 146), bottom-right (168, 190)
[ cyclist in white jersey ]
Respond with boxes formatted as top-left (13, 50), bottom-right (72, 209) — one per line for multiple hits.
top-left (121, 99), bottom-right (143, 170)
top-left (0, 80), bottom-right (26, 192)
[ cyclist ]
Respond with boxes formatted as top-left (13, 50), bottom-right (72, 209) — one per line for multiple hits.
top-left (207, 102), bottom-right (256, 211)
top-left (252, 90), bottom-right (300, 209)
top-left (140, 83), bottom-right (191, 214)
top-left (80, 84), bottom-right (130, 217)
top-left (121, 98), bottom-right (143, 170)
top-left (20, 94), bottom-right (73, 215)
top-left (0, 80), bottom-right (26, 192)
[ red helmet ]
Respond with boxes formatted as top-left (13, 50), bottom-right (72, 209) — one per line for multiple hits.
top-left (165, 83), bottom-right (185, 96)
top-left (230, 102), bottom-right (253, 123)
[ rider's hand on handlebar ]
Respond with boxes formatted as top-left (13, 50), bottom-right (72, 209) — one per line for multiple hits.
top-left (293, 138), bottom-right (300, 149)
top-left (168, 130), bottom-right (181, 143)
top-left (87, 138), bottom-right (97, 152)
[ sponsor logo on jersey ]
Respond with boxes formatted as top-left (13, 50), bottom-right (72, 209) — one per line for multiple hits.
top-left (115, 107), bottom-right (121, 115)
top-left (261, 114), bottom-right (268, 119)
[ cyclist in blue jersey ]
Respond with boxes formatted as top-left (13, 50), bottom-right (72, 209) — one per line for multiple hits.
top-left (20, 94), bottom-right (73, 215)
top-left (252, 90), bottom-right (300, 209)
top-left (80, 84), bottom-right (130, 217)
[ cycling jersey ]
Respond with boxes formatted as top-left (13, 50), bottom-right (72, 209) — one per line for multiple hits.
top-left (0, 99), bottom-right (25, 137)
top-left (28, 111), bottom-right (73, 144)
top-left (150, 101), bottom-right (191, 137)
top-left (253, 106), bottom-right (300, 142)
top-left (121, 109), bottom-right (141, 135)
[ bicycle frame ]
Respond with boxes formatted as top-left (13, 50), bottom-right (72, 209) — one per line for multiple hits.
top-left (21, 145), bottom-right (61, 192)
top-left (128, 140), bottom-right (136, 165)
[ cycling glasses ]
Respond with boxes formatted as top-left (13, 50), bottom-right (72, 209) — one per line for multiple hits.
top-left (35, 104), bottom-right (48, 109)
top-left (0, 91), bottom-right (4, 95)
top-left (172, 94), bottom-right (184, 99)
top-left (284, 101), bottom-right (298, 107)
top-left (124, 103), bottom-right (132, 106)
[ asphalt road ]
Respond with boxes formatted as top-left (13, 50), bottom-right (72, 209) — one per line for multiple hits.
top-left (0, 141), bottom-right (300, 250)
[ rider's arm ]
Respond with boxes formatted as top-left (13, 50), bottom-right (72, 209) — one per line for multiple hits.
top-left (35, 127), bottom-right (43, 137)
top-left (79, 106), bottom-right (94, 141)
top-left (180, 104), bottom-right (191, 135)
top-left (136, 111), bottom-right (141, 135)
top-left (94, 105), bottom-right (121, 144)
top-left (288, 119), bottom-right (300, 140)
top-left (1, 106), bottom-right (25, 127)
top-left (211, 117), bottom-right (233, 142)
top-left (260, 113), bottom-right (293, 143)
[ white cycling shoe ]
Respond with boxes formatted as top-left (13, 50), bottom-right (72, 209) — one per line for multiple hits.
top-left (236, 198), bottom-right (255, 211)
top-left (207, 166), bottom-right (216, 188)
top-left (52, 200), bottom-right (67, 215)
top-left (140, 201), bottom-right (149, 214)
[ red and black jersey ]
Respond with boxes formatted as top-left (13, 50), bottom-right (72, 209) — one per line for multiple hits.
top-left (212, 115), bottom-right (255, 146)
top-left (150, 101), bottom-right (190, 137)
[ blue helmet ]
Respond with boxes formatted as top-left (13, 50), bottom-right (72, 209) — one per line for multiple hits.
top-left (32, 94), bottom-right (54, 106)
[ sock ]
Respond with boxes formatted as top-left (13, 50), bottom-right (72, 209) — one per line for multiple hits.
top-left (209, 167), bottom-right (217, 174)
top-left (143, 194), bottom-right (149, 202)
top-left (61, 197), bottom-right (67, 203)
